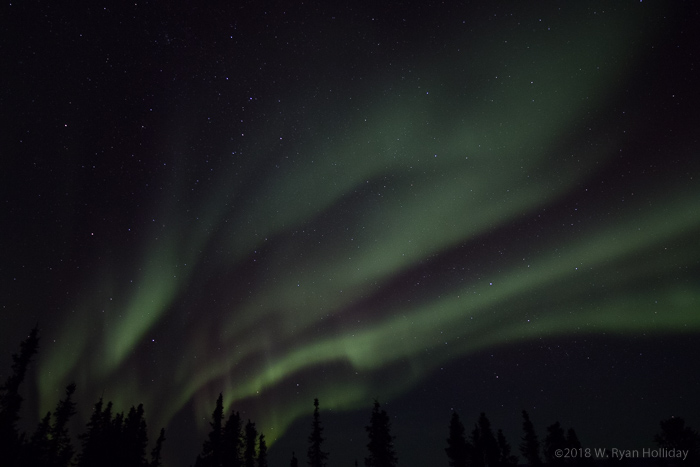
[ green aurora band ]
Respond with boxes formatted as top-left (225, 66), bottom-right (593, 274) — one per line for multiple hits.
top-left (37, 2), bottom-right (699, 448)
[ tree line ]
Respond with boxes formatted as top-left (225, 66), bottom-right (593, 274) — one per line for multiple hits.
top-left (189, 393), bottom-right (396, 467)
top-left (2, 327), bottom-right (699, 466)
top-left (1, 327), bottom-right (165, 467)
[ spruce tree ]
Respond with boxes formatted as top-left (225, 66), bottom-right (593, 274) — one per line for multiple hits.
top-left (107, 406), bottom-right (145, 467)
top-left (519, 411), bottom-right (542, 466)
top-left (469, 425), bottom-right (483, 467)
top-left (654, 416), bottom-right (700, 463)
top-left (496, 429), bottom-right (518, 467)
top-left (78, 399), bottom-right (113, 467)
top-left (223, 410), bottom-right (244, 467)
top-left (26, 383), bottom-right (78, 467)
top-left (475, 413), bottom-right (499, 467)
top-left (0, 326), bottom-right (39, 465)
top-left (196, 393), bottom-right (225, 467)
top-left (445, 412), bottom-right (469, 467)
top-left (123, 403), bottom-right (149, 467)
top-left (111, 410), bottom-right (129, 466)
top-left (244, 420), bottom-right (258, 467)
top-left (257, 433), bottom-right (268, 467)
top-left (26, 411), bottom-right (53, 465)
top-left (150, 428), bottom-right (166, 467)
top-left (49, 383), bottom-right (78, 467)
top-left (565, 427), bottom-right (592, 466)
top-left (307, 398), bottom-right (329, 467)
top-left (364, 400), bottom-right (397, 467)
top-left (543, 422), bottom-right (567, 466)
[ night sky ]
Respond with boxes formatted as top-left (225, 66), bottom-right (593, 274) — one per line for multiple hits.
top-left (2, 1), bottom-right (699, 466)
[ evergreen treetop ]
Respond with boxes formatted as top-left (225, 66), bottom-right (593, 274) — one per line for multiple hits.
top-left (364, 400), bottom-right (397, 467)
top-left (445, 411), bottom-right (469, 467)
top-left (307, 398), bottom-right (329, 467)
top-left (520, 410), bottom-right (542, 467)
top-left (244, 419), bottom-right (258, 467)
top-left (0, 325), bottom-right (39, 464)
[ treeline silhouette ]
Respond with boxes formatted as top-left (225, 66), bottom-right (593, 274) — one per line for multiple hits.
top-left (2, 327), bottom-right (699, 466)
top-left (1, 327), bottom-right (165, 467)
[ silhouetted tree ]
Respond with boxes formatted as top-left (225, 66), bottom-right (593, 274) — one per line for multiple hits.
top-left (0, 326), bottom-right (39, 465)
top-left (474, 413), bottom-right (499, 467)
top-left (257, 433), bottom-right (268, 467)
top-left (654, 416), bottom-right (700, 464)
top-left (24, 383), bottom-right (78, 467)
top-left (496, 429), bottom-right (518, 467)
top-left (307, 398), bottom-right (328, 467)
top-left (196, 393), bottom-right (225, 467)
top-left (26, 410), bottom-right (52, 465)
top-left (150, 428), bottom-right (166, 467)
top-left (108, 407), bottom-right (147, 467)
top-left (564, 428), bottom-right (592, 466)
top-left (120, 403), bottom-right (149, 466)
top-left (519, 411), bottom-right (542, 466)
top-left (470, 425), bottom-right (483, 467)
top-left (543, 422), bottom-right (567, 466)
top-left (223, 410), bottom-right (244, 467)
top-left (112, 411), bottom-right (125, 453)
top-left (77, 398), bottom-right (113, 467)
top-left (49, 383), bottom-right (77, 467)
top-left (290, 451), bottom-right (299, 467)
top-left (445, 412), bottom-right (470, 467)
top-left (244, 420), bottom-right (258, 467)
top-left (364, 400), bottom-right (397, 467)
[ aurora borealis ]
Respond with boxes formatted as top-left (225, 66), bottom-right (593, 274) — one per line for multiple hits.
top-left (2, 1), bottom-right (699, 465)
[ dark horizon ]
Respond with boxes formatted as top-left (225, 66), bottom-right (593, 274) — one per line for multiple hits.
top-left (4, 328), bottom-right (699, 466)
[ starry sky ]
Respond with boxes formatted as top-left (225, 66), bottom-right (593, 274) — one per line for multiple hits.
top-left (2, 1), bottom-right (699, 466)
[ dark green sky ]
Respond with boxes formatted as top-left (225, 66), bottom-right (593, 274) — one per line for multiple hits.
top-left (2, 1), bottom-right (699, 465)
